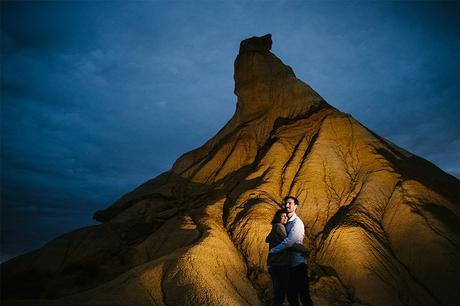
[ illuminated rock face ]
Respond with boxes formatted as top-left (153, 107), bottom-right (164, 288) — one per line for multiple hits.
top-left (2, 34), bottom-right (459, 306)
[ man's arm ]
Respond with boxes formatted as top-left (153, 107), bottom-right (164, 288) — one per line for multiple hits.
top-left (269, 219), bottom-right (303, 254)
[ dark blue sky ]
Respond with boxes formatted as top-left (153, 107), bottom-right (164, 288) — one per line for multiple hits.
top-left (1, 1), bottom-right (459, 261)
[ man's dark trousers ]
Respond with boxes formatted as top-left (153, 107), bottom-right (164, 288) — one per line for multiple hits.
top-left (287, 263), bottom-right (313, 306)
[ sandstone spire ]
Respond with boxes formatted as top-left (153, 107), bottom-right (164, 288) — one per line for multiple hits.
top-left (235, 34), bottom-right (327, 123)
top-left (2, 35), bottom-right (458, 306)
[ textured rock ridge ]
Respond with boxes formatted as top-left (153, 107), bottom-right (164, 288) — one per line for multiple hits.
top-left (2, 34), bottom-right (459, 306)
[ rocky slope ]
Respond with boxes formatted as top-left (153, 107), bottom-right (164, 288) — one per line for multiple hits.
top-left (2, 34), bottom-right (459, 306)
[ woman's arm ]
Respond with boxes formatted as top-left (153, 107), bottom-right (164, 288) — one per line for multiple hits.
top-left (291, 243), bottom-right (309, 255)
top-left (274, 223), bottom-right (287, 239)
top-left (266, 223), bottom-right (287, 246)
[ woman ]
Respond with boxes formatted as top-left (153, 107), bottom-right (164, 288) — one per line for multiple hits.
top-left (266, 209), bottom-right (291, 306)
top-left (266, 209), bottom-right (308, 306)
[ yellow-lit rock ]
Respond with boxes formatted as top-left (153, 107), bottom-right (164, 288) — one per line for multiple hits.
top-left (2, 34), bottom-right (458, 306)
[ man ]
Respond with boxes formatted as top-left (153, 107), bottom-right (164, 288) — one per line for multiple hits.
top-left (269, 196), bottom-right (313, 306)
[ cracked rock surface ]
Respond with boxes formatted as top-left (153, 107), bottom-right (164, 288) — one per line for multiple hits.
top-left (2, 34), bottom-right (458, 306)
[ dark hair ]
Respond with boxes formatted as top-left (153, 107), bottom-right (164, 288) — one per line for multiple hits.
top-left (271, 209), bottom-right (287, 225)
top-left (283, 196), bottom-right (299, 206)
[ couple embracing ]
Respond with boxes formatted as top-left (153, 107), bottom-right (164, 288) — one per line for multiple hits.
top-left (266, 196), bottom-right (313, 306)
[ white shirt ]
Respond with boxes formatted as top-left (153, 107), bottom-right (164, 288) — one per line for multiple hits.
top-left (269, 212), bottom-right (305, 267)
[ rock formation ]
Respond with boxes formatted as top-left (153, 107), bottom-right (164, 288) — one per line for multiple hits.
top-left (2, 34), bottom-right (459, 306)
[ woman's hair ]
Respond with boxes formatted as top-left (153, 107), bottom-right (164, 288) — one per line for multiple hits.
top-left (271, 209), bottom-right (287, 225)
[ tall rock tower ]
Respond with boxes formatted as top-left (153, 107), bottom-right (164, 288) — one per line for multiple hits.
top-left (2, 34), bottom-right (459, 306)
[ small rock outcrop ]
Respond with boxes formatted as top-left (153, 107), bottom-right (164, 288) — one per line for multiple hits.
top-left (2, 34), bottom-right (459, 306)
